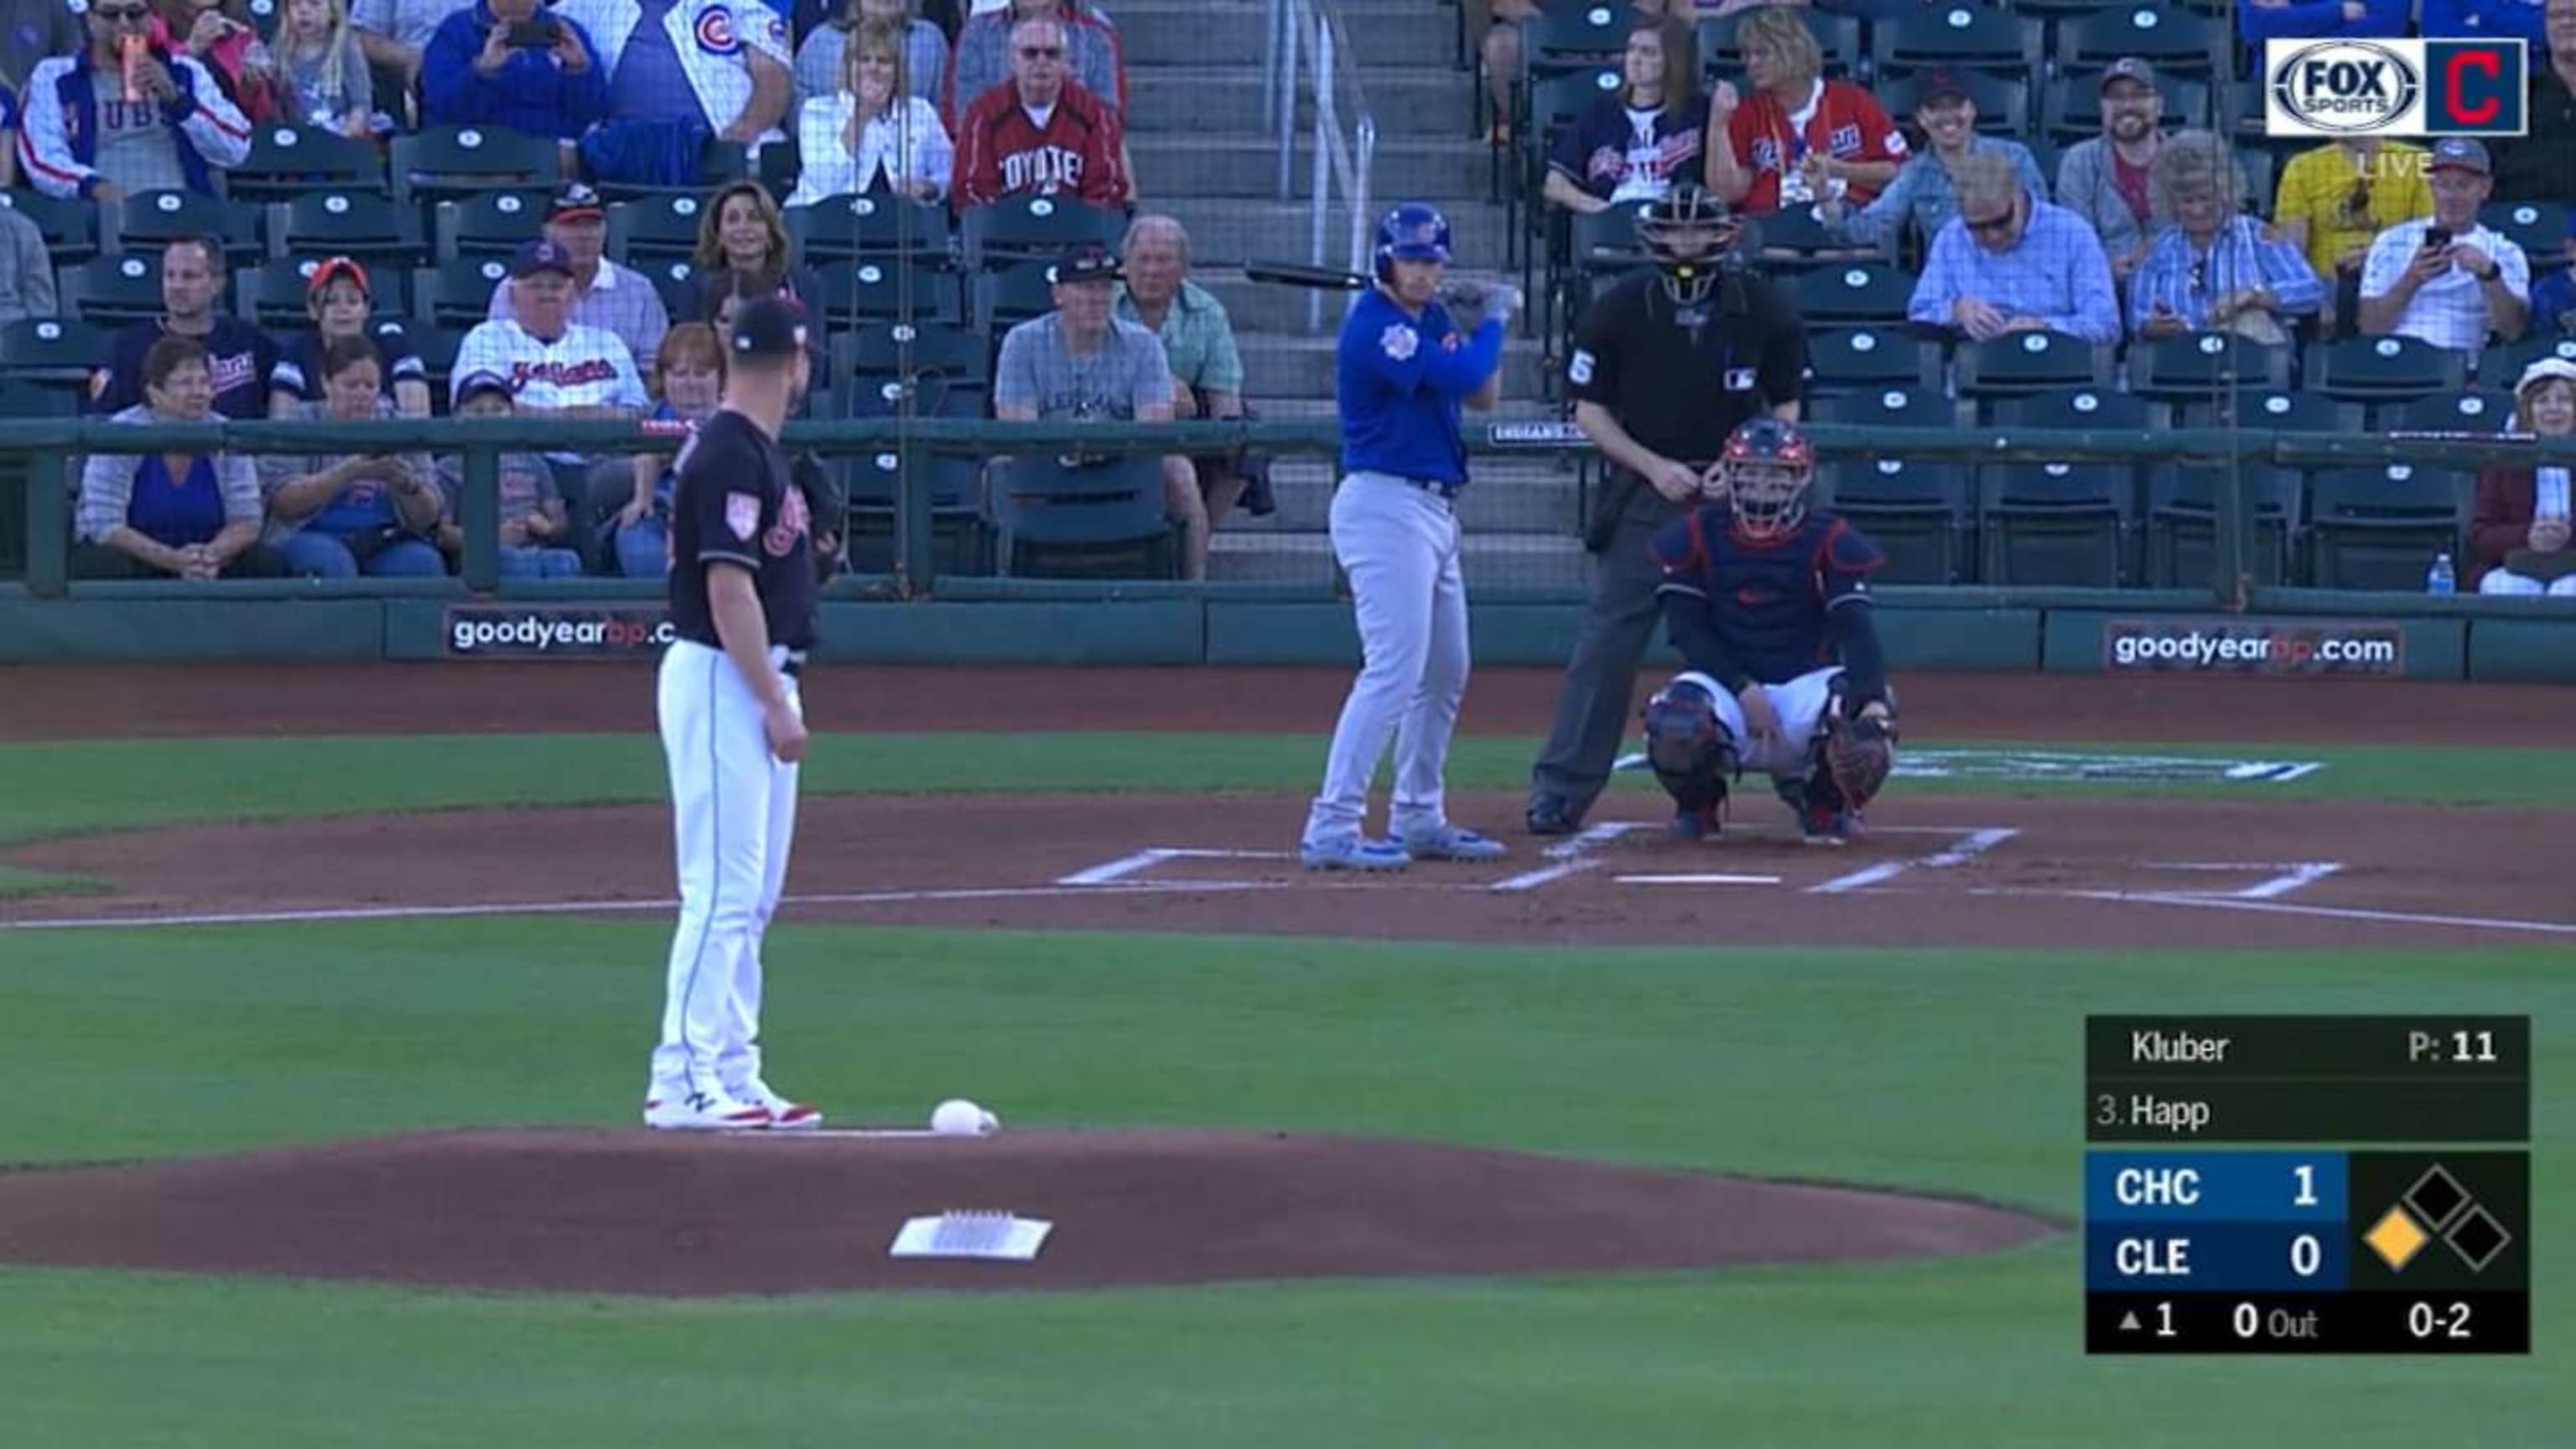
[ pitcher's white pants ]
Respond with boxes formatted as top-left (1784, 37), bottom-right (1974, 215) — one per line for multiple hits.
top-left (1302, 471), bottom-right (1471, 842)
top-left (649, 639), bottom-right (802, 1098)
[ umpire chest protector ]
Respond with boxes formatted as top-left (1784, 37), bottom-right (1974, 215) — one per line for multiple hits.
top-left (1566, 267), bottom-right (1802, 468)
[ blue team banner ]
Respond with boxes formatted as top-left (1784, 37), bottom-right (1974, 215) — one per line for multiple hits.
top-left (2266, 39), bottom-right (2527, 138)
top-left (2086, 1220), bottom-right (2351, 1293)
top-left (2085, 1151), bottom-right (2348, 1223)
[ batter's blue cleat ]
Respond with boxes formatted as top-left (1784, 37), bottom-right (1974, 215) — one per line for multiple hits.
top-left (1298, 834), bottom-right (1413, 872)
top-left (1400, 823), bottom-right (1509, 862)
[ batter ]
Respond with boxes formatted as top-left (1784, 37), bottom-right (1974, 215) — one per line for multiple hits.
top-left (1296, 203), bottom-right (1516, 872)
top-left (642, 297), bottom-right (822, 1131)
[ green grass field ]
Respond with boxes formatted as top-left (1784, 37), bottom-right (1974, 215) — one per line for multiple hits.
top-left (1, 732), bottom-right (2567, 1446)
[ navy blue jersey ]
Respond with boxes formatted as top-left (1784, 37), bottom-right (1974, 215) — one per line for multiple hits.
top-left (1649, 506), bottom-right (1884, 686)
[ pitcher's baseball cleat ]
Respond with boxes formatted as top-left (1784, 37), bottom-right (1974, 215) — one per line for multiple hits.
top-left (1400, 823), bottom-right (1509, 861)
top-left (644, 1088), bottom-right (773, 1131)
top-left (741, 1081), bottom-right (823, 1130)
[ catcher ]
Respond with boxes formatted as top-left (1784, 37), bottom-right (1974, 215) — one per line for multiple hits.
top-left (1637, 417), bottom-right (1896, 845)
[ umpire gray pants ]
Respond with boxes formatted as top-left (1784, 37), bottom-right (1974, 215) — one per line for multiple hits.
top-left (1529, 483), bottom-right (1686, 820)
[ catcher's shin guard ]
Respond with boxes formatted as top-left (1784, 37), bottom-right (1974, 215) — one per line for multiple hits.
top-left (1641, 682), bottom-right (1737, 813)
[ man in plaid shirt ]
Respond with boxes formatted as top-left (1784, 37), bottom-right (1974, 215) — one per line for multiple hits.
top-left (487, 184), bottom-right (671, 368)
top-left (1906, 150), bottom-right (2121, 345)
top-left (2127, 131), bottom-right (2325, 345)
top-left (2356, 138), bottom-right (2531, 355)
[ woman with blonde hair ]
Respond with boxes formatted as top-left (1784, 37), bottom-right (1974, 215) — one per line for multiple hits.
top-left (2473, 358), bottom-right (2576, 595)
top-left (786, 17), bottom-right (952, 206)
top-left (273, 0), bottom-right (371, 137)
top-left (1704, 5), bottom-right (1903, 215)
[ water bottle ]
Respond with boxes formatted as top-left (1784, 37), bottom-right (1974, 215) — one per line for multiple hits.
top-left (2427, 552), bottom-right (2457, 596)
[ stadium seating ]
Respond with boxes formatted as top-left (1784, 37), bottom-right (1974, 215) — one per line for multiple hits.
top-left (0, 318), bottom-right (109, 391)
top-left (390, 126), bottom-right (562, 207)
top-left (1876, 70), bottom-right (2029, 138)
top-left (279, 190), bottom-right (428, 267)
top-left (1976, 460), bottom-right (2133, 587)
top-left (116, 190), bottom-right (264, 262)
top-left (434, 191), bottom-right (550, 262)
top-left (1809, 384), bottom-right (1964, 432)
top-left (1696, 8), bottom-right (1864, 79)
top-left (239, 261), bottom-right (414, 329)
top-left (2, 191), bottom-right (101, 266)
top-left (828, 259), bottom-right (963, 328)
top-left (1805, 327), bottom-right (1941, 394)
top-left (959, 195), bottom-right (1122, 271)
top-left (1815, 456), bottom-right (1974, 584)
top-left (1792, 263), bottom-right (1919, 329)
top-left (2484, 335), bottom-right (2576, 385)
top-left (231, 125), bottom-right (387, 202)
top-left (1877, 6), bottom-right (2044, 77)
top-left (1742, 207), bottom-right (1883, 272)
top-left (984, 453), bottom-right (1179, 579)
top-left (2383, 392), bottom-right (2516, 434)
top-left (2480, 201), bottom-right (2566, 273)
top-left (2179, 388), bottom-right (2362, 435)
top-left (842, 448), bottom-right (985, 574)
top-left (2125, 331), bottom-right (2293, 404)
top-left (2056, 8), bottom-right (2225, 76)
top-left (2304, 465), bottom-right (2468, 590)
top-left (62, 255), bottom-right (166, 326)
top-left (607, 195), bottom-right (710, 265)
top-left (1530, 3), bottom-right (1628, 70)
top-left (2044, 71), bottom-right (2215, 143)
top-left (2306, 335), bottom-right (2470, 408)
top-left (787, 195), bottom-right (953, 265)
top-left (2144, 463), bottom-right (2302, 587)
top-left (416, 257), bottom-right (514, 329)
top-left (1955, 331), bottom-right (2116, 404)
top-left (971, 261), bottom-right (1058, 330)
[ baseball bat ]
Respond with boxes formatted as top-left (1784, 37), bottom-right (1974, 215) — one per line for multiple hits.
top-left (1244, 258), bottom-right (1370, 291)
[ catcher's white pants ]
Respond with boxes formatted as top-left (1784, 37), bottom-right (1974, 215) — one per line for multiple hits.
top-left (1667, 667), bottom-right (1842, 781)
top-left (1303, 472), bottom-right (1471, 842)
top-left (650, 639), bottom-right (802, 1099)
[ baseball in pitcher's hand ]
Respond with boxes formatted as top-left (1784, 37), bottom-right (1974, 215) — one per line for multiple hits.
top-left (764, 697), bottom-right (808, 763)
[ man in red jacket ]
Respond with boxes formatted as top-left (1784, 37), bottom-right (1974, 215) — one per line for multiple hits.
top-left (953, 13), bottom-right (1130, 208)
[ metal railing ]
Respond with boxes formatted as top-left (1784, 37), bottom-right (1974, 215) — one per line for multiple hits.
top-left (1265, 0), bottom-right (1378, 331)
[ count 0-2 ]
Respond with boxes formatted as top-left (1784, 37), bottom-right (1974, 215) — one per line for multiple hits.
top-left (2407, 1028), bottom-right (2500, 1064)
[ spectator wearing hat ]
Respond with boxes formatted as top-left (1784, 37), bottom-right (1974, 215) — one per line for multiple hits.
top-left (786, 14), bottom-right (953, 205)
top-left (487, 183), bottom-right (672, 366)
top-left (992, 242), bottom-right (1207, 578)
top-left (75, 334), bottom-right (286, 580)
top-left (549, 0), bottom-right (792, 147)
top-left (2357, 138), bottom-right (2530, 354)
top-left (2422, 0), bottom-right (2548, 46)
top-left (1820, 66), bottom-right (2046, 254)
top-left (437, 370), bottom-right (587, 578)
top-left (2471, 357), bottom-right (2576, 595)
top-left (95, 236), bottom-right (278, 422)
top-left (2490, 0), bottom-right (2576, 205)
top-left (797, 0), bottom-right (946, 109)
top-left (18, 0), bottom-right (251, 202)
top-left (267, 256), bottom-right (429, 418)
top-left (1908, 148), bottom-right (2121, 345)
top-left (951, 13), bottom-right (1127, 207)
top-left (2237, 0), bottom-right (2406, 42)
top-left (260, 333), bottom-right (448, 579)
top-left (2272, 136), bottom-right (2433, 334)
top-left (2527, 212), bottom-right (2576, 337)
top-left (1705, 5), bottom-right (1903, 216)
top-left (420, 0), bottom-right (611, 148)
top-left (2055, 60), bottom-right (2246, 285)
top-left (2127, 132), bottom-right (2324, 345)
top-left (1543, 14), bottom-right (1703, 216)
top-left (457, 239), bottom-right (651, 421)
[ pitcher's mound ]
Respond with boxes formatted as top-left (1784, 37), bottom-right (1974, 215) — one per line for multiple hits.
top-left (0, 1129), bottom-right (2057, 1296)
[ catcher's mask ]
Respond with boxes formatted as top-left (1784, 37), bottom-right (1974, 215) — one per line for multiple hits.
top-left (1635, 185), bottom-right (1737, 307)
top-left (1721, 418), bottom-right (1815, 542)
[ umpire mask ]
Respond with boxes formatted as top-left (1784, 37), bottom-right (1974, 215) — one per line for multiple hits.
top-left (1636, 185), bottom-right (1737, 308)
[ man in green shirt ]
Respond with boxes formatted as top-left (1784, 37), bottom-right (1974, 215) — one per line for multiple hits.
top-left (1114, 215), bottom-right (1261, 534)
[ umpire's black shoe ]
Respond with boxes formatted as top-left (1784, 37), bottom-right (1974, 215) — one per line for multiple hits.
top-left (1524, 797), bottom-right (1580, 836)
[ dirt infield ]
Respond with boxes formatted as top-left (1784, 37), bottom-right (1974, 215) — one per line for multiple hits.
top-left (2, 662), bottom-right (2567, 746)
top-left (0, 1129), bottom-right (2058, 1296)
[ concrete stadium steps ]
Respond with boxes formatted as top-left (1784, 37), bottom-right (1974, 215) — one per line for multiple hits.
top-left (1145, 199), bottom-right (1514, 272)
top-left (1235, 330), bottom-right (1552, 399)
top-left (1107, 0), bottom-right (1462, 70)
top-left (1120, 65), bottom-right (1472, 138)
top-left (1131, 132), bottom-right (1492, 201)
top-left (1231, 457), bottom-right (1583, 533)
top-left (1210, 529), bottom-right (1592, 591)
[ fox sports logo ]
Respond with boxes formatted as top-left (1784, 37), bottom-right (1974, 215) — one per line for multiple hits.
top-left (2272, 41), bottom-right (2421, 134)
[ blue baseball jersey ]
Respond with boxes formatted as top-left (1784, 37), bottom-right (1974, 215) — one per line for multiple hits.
top-left (1335, 286), bottom-right (1504, 486)
top-left (1649, 506), bottom-right (1885, 685)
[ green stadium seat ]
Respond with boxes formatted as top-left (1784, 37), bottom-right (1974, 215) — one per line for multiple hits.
top-left (2381, 391), bottom-right (2516, 434)
top-left (1976, 460), bottom-right (2132, 586)
top-left (1877, 5), bottom-right (2044, 77)
top-left (984, 453), bottom-right (1179, 579)
top-left (958, 195), bottom-right (1121, 271)
top-left (1793, 263), bottom-right (1918, 329)
top-left (231, 124), bottom-right (386, 202)
top-left (1955, 331), bottom-right (2115, 402)
top-left (279, 190), bottom-right (428, 267)
top-left (2125, 330), bottom-right (2293, 404)
top-left (116, 190), bottom-right (264, 262)
top-left (1810, 384), bottom-right (1963, 432)
top-left (0, 191), bottom-right (101, 265)
top-left (607, 193), bottom-right (709, 265)
top-left (1815, 456), bottom-right (1973, 584)
top-left (391, 125), bottom-right (562, 207)
top-left (2305, 335), bottom-right (2468, 408)
top-left (2303, 465), bottom-right (2466, 589)
top-left (434, 191), bottom-right (549, 262)
top-left (1804, 326), bottom-right (1940, 395)
top-left (2145, 463), bottom-right (2300, 587)
top-left (786, 193), bottom-right (952, 265)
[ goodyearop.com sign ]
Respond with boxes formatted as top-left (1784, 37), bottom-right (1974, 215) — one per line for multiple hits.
top-left (445, 604), bottom-right (676, 658)
top-left (2104, 618), bottom-right (2406, 676)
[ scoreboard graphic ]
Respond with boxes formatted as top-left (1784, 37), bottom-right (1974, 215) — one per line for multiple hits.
top-left (2084, 1016), bottom-right (2530, 1354)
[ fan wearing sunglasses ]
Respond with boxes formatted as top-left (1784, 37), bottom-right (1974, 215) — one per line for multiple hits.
top-left (18, 0), bottom-right (252, 203)
top-left (1905, 149), bottom-right (2121, 345)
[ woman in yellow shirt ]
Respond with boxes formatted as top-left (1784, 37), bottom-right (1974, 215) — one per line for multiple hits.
top-left (2272, 138), bottom-right (2434, 331)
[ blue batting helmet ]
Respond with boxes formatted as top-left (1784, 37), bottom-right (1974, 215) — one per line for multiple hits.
top-left (1374, 202), bottom-right (1452, 280)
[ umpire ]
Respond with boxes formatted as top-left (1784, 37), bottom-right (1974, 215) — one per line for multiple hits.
top-left (1525, 186), bottom-right (1806, 835)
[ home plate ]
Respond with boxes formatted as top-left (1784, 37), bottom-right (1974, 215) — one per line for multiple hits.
top-left (1614, 873), bottom-right (1784, 886)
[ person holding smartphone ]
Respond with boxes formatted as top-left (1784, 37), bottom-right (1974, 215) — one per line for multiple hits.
top-left (2355, 137), bottom-right (2531, 355)
top-left (420, 0), bottom-right (609, 143)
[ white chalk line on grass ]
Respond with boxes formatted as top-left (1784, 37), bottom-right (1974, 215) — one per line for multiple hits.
top-left (1808, 827), bottom-right (2020, 896)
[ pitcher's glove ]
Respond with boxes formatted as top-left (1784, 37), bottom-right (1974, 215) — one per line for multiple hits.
top-left (1826, 703), bottom-right (1897, 812)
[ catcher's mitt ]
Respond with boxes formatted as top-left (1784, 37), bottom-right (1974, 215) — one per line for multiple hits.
top-left (1825, 709), bottom-right (1896, 812)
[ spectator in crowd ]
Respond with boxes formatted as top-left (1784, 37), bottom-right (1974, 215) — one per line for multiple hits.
top-left (2491, 0), bottom-right (2576, 205)
top-left (2238, 0), bottom-right (2406, 42)
top-left (1471, 0), bottom-right (1537, 144)
top-left (149, 0), bottom-right (279, 126)
top-left (18, 0), bottom-right (252, 202)
top-left (2357, 138), bottom-right (2530, 354)
top-left (2273, 136), bottom-right (2432, 332)
top-left (261, 334), bottom-right (447, 578)
top-left (1820, 66), bottom-right (2046, 254)
top-left (797, 0), bottom-right (946, 108)
top-left (1908, 148), bottom-right (2121, 344)
top-left (0, 63), bottom-right (21, 189)
top-left (2473, 357), bottom-right (2576, 595)
top-left (1116, 214), bottom-right (1259, 533)
top-left (96, 236), bottom-right (277, 420)
top-left (0, 201), bottom-right (56, 325)
top-left (678, 180), bottom-right (823, 316)
top-left (268, 256), bottom-right (429, 418)
top-left (489, 183), bottom-right (672, 366)
top-left (0, 1), bottom-right (81, 103)
top-left (75, 335), bottom-right (284, 579)
top-left (352, 0), bottom-right (455, 96)
top-left (953, 13), bottom-right (1128, 206)
top-left (551, 0), bottom-right (792, 150)
top-left (609, 321), bottom-right (727, 576)
top-left (2127, 132), bottom-right (2324, 345)
top-left (1704, 4), bottom-right (1903, 216)
top-left (993, 242), bottom-right (1208, 578)
top-left (1544, 14), bottom-right (1703, 215)
top-left (944, 0), bottom-right (1119, 124)
top-left (421, 0), bottom-right (610, 146)
top-left (460, 240), bottom-right (651, 422)
top-left (438, 370), bottom-right (585, 578)
top-left (785, 16), bottom-right (952, 205)
top-left (2058, 59), bottom-right (2184, 285)
top-left (2527, 210), bottom-right (2576, 336)
top-left (2422, 0), bottom-right (2547, 45)
top-left (270, 0), bottom-right (372, 138)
